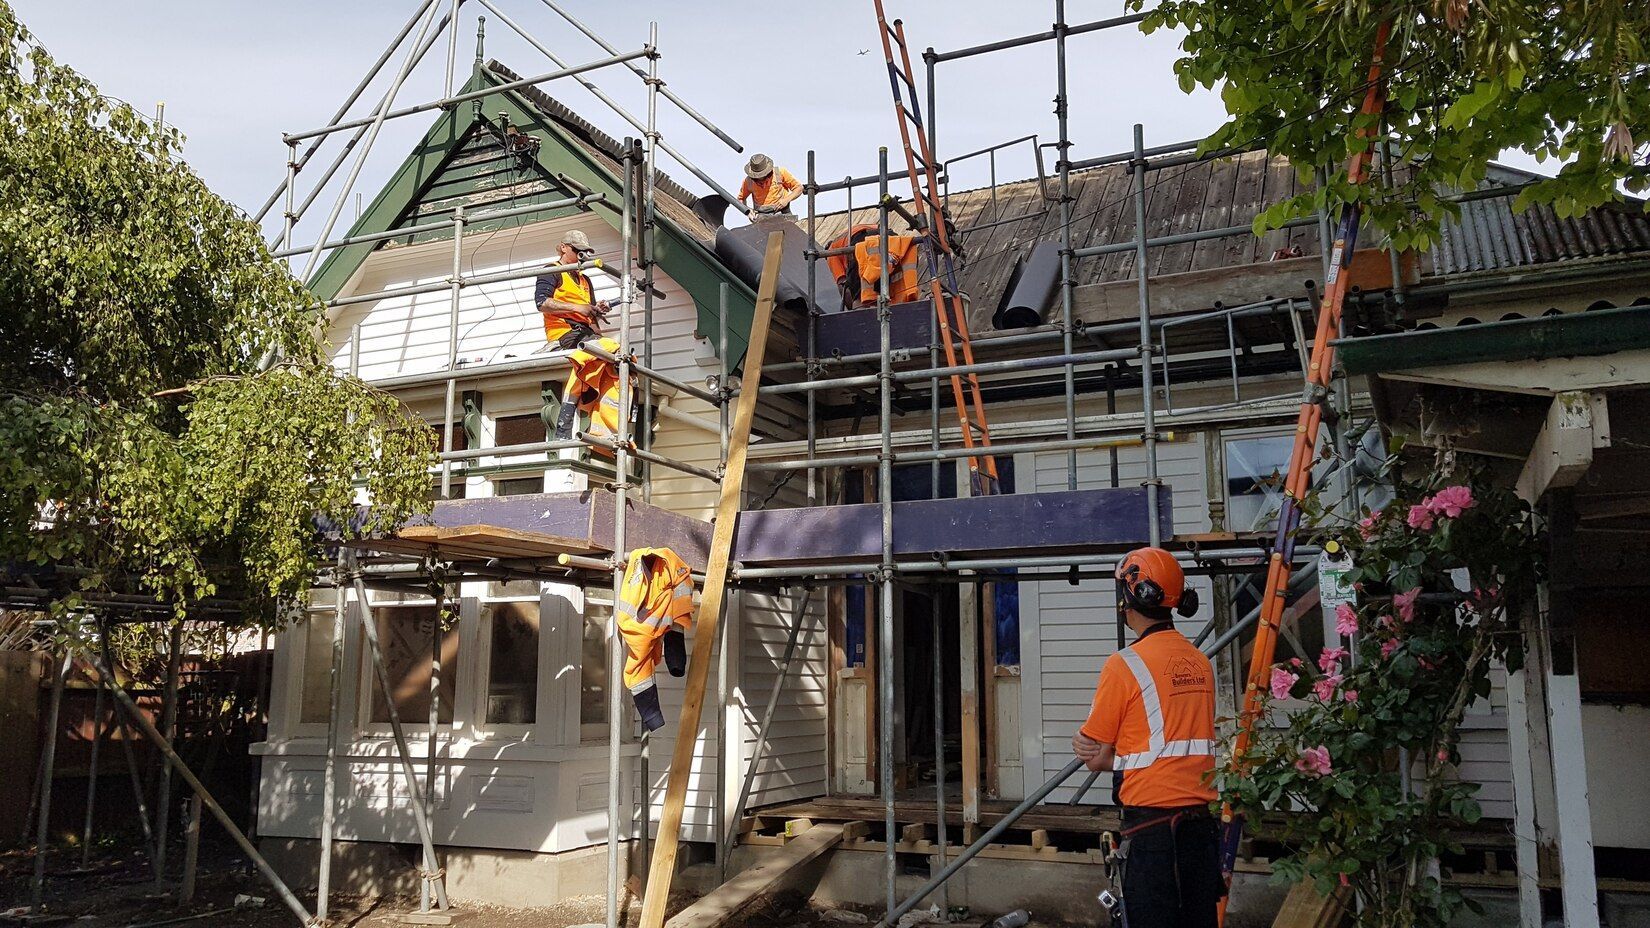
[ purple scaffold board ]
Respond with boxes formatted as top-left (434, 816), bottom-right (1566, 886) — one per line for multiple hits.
top-left (730, 486), bottom-right (1173, 564)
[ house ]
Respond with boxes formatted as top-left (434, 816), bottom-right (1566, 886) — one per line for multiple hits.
top-left (253, 59), bottom-right (828, 903)
top-left (1333, 210), bottom-right (1650, 926)
top-left (253, 48), bottom-right (1650, 918)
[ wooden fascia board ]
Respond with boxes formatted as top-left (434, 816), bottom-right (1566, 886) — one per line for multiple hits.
top-left (306, 78), bottom-right (478, 301)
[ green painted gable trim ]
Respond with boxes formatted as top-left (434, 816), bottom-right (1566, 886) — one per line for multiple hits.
top-left (1334, 305), bottom-right (1650, 376)
top-left (305, 69), bottom-right (759, 366)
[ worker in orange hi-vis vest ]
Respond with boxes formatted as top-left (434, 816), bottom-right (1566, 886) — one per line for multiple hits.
top-left (1072, 546), bottom-right (1222, 928)
top-left (851, 233), bottom-right (921, 306)
top-left (534, 229), bottom-right (610, 350)
top-left (553, 336), bottom-right (629, 457)
top-left (736, 153), bottom-right (802, 221)
top-left (617, 547), bottom-right (695, 731)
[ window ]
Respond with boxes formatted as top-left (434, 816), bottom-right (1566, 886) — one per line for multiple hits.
top-left (298, 608), bottom-right (340, 724)
top-left (493, 475), bottom-right (544, 496)
top-left (367, 605), bottom-right (459, 725)
top-left (483, 601), bottom-right (540, 725)
top-left (580, 601), bottom-right (612, 741)
top-left (1224, 433), bottom-right (1295, 533)
top-left (494, 413), bottom-right (548, 449)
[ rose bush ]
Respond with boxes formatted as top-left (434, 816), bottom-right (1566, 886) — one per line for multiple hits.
top-left (1217, 463), bottom-right (1541, 927)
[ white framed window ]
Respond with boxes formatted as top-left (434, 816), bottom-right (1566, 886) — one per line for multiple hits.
top-left (1222, 429), bottom-right (1296, 533)
top-left (477, 578), bottom-right (545, 738)
top-left (580, 594), bottom-right (616, 744)
top-left (356, 591), bottom-right (474, 738)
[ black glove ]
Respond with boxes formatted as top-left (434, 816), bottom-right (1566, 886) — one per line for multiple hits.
top-left (633, 685), bottom-right (665, 732)
top-left (663, 628), bottom-right (686, 677)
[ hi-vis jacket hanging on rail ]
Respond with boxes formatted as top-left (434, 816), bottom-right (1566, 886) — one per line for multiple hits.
top-left (554, 336), bottom-right (631, 458)
top-left (618, 547), bottom-right (695, 732)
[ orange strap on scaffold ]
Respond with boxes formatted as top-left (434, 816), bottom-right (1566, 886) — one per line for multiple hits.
top-left (1215, 20), bottom-right (1392, 926)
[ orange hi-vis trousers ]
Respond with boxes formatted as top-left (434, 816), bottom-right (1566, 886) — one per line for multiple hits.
top-left (617, 547), bottom-right (695, 731)
top-left (557, 337), bottom-right (626, 457)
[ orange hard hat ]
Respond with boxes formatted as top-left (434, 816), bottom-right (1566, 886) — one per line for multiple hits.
top-left (1115, 546), bottom-right (1187, 612)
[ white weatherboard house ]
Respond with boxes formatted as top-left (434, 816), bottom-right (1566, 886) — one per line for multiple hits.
top-left (254, 58), bottom-right (1650, 916)
top-left (254, 61), bottom-right (825, 901)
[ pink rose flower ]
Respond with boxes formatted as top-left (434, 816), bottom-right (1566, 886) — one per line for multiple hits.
top-left (1376, 613), bottom-right (1395, 631)
top-left (1342, 689), bottom-right (1359, 703)
top-left (1288, 657), bottom-right (1303, 668)
top-left (1380, 638), bottom-right (1401, 659)
top-left (1357, 510), bottom-right (1381, 540)
top-left (1436, 748), bottom-right (1449, 763)
top-left (1406, 504), bottom-right (1435, 531)
top-left (1269, 666), bottom-right (1299, 700)
top-left (1393, 588), bottom-right (1420, 623)
top-left (1318, 646), bottom-right (1349, 673)
top-left (1334, 603), bottom-right (1358, 637)
top-left (1427, 485), bottom-right (1475, 518)
top-left (1313, 674), bottom-right (1342, 702)
top-left (1295, 745), bottom-right (1333, 778)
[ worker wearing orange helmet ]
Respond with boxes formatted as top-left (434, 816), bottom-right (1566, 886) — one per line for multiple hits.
top-left (1073, 546), bottom-right (1222, 928)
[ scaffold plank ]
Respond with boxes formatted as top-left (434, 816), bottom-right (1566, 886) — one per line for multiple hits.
top-left (733, 487), bottom-right (1172, 564)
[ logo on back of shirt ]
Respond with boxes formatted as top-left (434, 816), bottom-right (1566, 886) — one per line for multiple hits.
top-left (1168, 655), bottom-right (1208, 689)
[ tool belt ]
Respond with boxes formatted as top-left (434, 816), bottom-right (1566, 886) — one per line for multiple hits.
top-left (1120, 803), bottom-right (1211, 837)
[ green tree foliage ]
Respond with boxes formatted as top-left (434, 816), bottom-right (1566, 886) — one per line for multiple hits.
top-left (0, 2), bottom-right (433, 625)
top-left (1135, 0), bottom-right (1650, 251)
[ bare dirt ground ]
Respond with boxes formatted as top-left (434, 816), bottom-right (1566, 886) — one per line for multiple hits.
top-left (1, 844), bottom-right (657, 928)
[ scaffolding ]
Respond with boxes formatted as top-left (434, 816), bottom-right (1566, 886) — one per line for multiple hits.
top-left (7, 2), bottom-right (1386, 925)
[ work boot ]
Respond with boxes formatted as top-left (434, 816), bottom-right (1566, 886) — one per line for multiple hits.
top-left (554, 397), bottom-right (579, 441)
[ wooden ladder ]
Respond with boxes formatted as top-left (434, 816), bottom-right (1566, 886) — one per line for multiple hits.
top-left (873, 1), bottom-right (999, 495)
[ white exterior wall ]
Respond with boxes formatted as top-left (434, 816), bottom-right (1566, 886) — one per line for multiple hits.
top-left (258, 213), bottom-right (828, 855)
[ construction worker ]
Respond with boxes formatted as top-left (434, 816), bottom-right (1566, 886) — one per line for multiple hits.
top-left (825, 223), bottom-right (922, 308)
top-left (553, 335), bottom-right (629, 458)
top-left (534, 229), bottom-right (609, 350)
top-left (617, 547), bottom-right (695, 731)
top-left (1072, 546), bottom-right (1221, 928)
top-left (736, 153), bottom-right (802, 220)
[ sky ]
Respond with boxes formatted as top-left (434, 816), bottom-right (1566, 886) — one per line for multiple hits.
top-left (8, 0), bottom-right (1546, 247)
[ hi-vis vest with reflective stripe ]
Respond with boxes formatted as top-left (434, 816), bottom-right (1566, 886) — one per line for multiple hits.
top-left (852, 235), bottom-right (921, 307)
top-left (563, 336), bottom-right (626, 455)
top-left (617, 547), bottom-right (695, 694)
top-left (1111, 646), bottom-right (1217, 772)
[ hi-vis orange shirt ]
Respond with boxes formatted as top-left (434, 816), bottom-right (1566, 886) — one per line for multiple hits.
top-left (1081, 627), bottom-right (1217, 808)
top-left (738, 167), bottom-right (802, 210)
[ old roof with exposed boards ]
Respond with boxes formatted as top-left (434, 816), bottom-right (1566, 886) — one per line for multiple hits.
top-left (811, 155), bottom-right (1650, 332)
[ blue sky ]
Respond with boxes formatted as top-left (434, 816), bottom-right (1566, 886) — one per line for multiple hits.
top-left (12, 0), bottom-right (1544, 246)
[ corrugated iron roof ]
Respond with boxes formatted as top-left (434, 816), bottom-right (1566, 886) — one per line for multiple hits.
top-left (1427, 166), bottom-right (1650, 276)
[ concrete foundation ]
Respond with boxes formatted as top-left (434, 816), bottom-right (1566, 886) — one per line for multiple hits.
top-left (259, 837), bottom-right (639, 909)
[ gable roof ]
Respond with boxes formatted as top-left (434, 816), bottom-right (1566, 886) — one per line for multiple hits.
top-left (305, 61), bottom-right (761, 365)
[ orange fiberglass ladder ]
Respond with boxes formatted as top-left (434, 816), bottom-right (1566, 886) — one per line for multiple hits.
top-left (1217, 21), bottom-right (1393, 923)
top-left (873, 2), bottom-right (1000, 495)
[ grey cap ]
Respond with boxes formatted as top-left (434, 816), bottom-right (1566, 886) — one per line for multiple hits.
top-left (561, 229), bottom-right (593, 253)
top-left (745, 153), bottom-right (774, 180)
